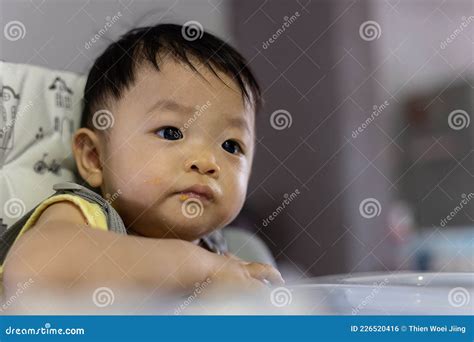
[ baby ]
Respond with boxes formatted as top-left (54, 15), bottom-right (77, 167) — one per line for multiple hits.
top-left (0, 24), bottom-right (283, 311)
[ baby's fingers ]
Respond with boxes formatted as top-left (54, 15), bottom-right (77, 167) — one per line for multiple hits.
top-left (223, 252), bottom-right (243, 262)
top-left (244, 262), bottom-right (285, 286)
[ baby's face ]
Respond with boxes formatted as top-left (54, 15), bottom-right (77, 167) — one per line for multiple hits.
top-left (97, 58), bottom-right (255, 241)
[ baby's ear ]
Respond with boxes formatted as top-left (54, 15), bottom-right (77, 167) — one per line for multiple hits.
top-left (72, 128), bottom-right (103, 188)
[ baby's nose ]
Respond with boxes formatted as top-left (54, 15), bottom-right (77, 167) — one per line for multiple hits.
top-left (185, 157), bottom-right (220, 177)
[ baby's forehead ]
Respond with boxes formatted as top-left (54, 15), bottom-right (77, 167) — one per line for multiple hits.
top-left (121, 59), bottom-right (256, 123)
top-left (132, 57), bottom-right (243, 98)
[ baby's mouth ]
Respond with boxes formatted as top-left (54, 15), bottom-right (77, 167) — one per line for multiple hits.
top-left (178, 191), bottom-right (209, 202)
top-left (175, 184), bottom-right (215, 203)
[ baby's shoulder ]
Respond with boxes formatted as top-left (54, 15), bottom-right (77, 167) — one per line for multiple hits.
top-left (35, 199), bottom-right (88, 227)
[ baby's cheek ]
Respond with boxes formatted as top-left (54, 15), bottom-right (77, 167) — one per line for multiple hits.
top-left (219, 184), bottom-right (246, 222)
top-left (221, 165), bottom-right (247, 195)
top-left (113, 179), bottom-right (154, 207)
top-left (214, 199), bottom-right (242, 229)
top-left (111, 184), bottom-right (161, 226)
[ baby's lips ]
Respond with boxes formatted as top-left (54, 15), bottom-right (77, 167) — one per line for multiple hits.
top-left (176, 184), bottom-right (217, 202)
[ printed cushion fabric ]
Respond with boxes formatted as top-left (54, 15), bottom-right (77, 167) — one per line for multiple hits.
top-left (0, 61), bottom-right (86, 231)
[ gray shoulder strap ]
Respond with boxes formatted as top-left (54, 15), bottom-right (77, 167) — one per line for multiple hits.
top-left (52, 182), bottom-right (127, 235)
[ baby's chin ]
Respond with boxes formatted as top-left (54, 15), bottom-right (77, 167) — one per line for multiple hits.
top-left (124, 195), bottom-right (233, 240)
top-left (137, 208), bottom-right (224, 241)
top-left (164, 217), bottom-right (219, 240)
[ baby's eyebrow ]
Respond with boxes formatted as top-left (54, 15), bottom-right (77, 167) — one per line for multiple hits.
top-left (147, 98), bottom-right (252, 135)
top-left (146, 99), bottom-right (194, 115)
top-left (227, 116), bottom-right (252, 136)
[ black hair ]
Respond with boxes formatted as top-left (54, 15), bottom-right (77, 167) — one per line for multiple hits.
top-left (80, 23), bottom-right (262, 129)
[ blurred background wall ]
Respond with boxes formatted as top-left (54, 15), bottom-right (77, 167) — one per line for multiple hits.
top-left (230, 0), bottom-right (473, 279)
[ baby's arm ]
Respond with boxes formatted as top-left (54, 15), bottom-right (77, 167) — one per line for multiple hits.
top-left (2, 201), bottom-right (283, 304)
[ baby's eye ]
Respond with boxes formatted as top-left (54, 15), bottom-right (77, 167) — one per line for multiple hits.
top-left (155, 126), bottom-right (183, 140)
top-left (222, 140), bottom-right (243, 155)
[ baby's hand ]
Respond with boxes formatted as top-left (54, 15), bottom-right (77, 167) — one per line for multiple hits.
top-left (202, 253), bottom-right (284, 295)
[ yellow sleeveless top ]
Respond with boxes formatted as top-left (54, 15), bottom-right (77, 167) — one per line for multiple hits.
top-left (0, 194), bottom-right (109, 291)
